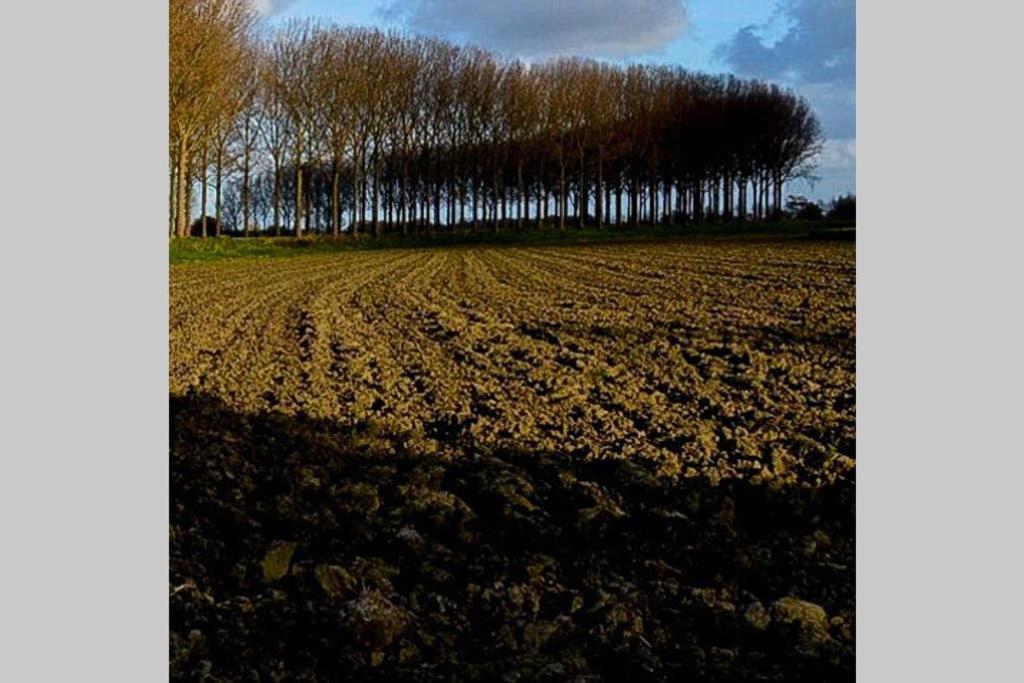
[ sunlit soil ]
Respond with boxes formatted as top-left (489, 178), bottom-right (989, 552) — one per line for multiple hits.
top-left (171, 238), bottom-right (854, 484)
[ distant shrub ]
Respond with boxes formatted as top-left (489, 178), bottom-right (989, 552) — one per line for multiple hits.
top-left (797, 203), bottom-right (823, 221)
top-left (785, 195), bottom-right (823, 221)
top-left (189, 216), bottom-right (220, 237)
top-left (828, 194), bottom-right (856, 221)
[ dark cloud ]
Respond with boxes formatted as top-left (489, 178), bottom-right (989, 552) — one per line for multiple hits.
top-left (377, 0), bottom-right (688, 58)
top-left (718, 0), bottom-right (855, 195)
top-left (718, 0), bottom-right (854, 84)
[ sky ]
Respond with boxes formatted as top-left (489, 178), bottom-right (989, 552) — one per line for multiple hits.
top-left (258, 0), bottom-right (855, 202)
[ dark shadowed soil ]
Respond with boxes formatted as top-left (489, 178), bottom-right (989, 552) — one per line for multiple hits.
top-left (170, 392), bottom-right (853, 681)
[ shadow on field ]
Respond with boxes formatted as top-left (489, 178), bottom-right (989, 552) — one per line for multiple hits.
top-left (170, 392), bottom-right (854, 681)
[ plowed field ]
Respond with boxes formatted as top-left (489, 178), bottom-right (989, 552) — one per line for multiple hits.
top-left (170, 238), bottom-right (855, 680)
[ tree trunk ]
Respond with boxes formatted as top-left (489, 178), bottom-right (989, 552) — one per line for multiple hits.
top-left (214, 147), bottom-right (223, 237)
top-left (605, 182), bottom-right (612, 228)
top-left (169, 160), bottom-right (176, 237)
top-left (356, 172), bottom-right (362, 233)
top-left (615, 185), bottom-right (622, 226)
top-left (176, 134), bottom-right (189, 237)
top-left (242, 148), bottom-right (251, 237)
top-left (516, 161), bottom-right (525, 230)
top-left (774, 175), bottom-right (783, 218)
top-left (558, 157), bottom-right (566, 230)
top-left (664, 183), bottom-right (673, 226)
top-left (675, 182), bottom-right (684, 223)
top-left (200, 146), bottom-right (208, 237)
top-left (305, 174), bottom-right (313, 234)
top-left (273, 163), bottom-right (282, 237)
top-left (372, 157), bottom-right (380, 238)
top-left (626, 174), bottom-right (634, 227)
top-left (331, 162), bottom-right (340, 237)
top-left (294, 134), bottom-right (303, 237)
top-left (433, 161), bottom-right (441, 230)
top-left (649, 171), bottom-right (657, 225)
top-left (498, 179), bottom-right (505, 230)
top-left (578, 147), bottom-right (586, 229)
top-left (459, 182), bottom-right (466, 229)
top-left (536, 161), bottom-right (544, 229)
top-left (401, 159), bottom-right (409, 236)
top-left (471, 174), bottom-right (479, 231)
top-left (536, 184), bottom-right (543, 229)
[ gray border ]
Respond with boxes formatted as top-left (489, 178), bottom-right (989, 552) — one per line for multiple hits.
top-left (0, 0), bottom-right (168, 679)
top-left (857, 0), bottom-right (1022, 679)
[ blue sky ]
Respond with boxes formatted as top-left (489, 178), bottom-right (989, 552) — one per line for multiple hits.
top-left (259, 0), bottom-right (855, 202)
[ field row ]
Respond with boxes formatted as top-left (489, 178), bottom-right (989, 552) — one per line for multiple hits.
top-left (171, 239), bottom-right (855, 485)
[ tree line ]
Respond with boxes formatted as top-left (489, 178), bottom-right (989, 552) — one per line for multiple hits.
top-left (170, 0), bottom-right (823, 238)
top-left (785, 194), bottom-right (856, 222)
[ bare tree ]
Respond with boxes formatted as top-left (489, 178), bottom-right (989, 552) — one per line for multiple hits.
top-left (174, 17), bottom-right (824, 238)
top-left (169, 0), bottom-right (255, 237)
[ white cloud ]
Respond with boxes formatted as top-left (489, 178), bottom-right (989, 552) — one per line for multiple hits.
top-left (819, 138), bottom-right (856, 170)
top-left (378, 0), bottom-right (688, 58)
top-left (788, 137), bottom-right (856, 201)
top-left (794, 81), bottom-right (856, 139)
top-left (252, 0), bottom-right (298, 17)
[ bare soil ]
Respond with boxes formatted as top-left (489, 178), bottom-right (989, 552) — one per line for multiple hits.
top-left (170, 238), bottom-right (855, 680)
